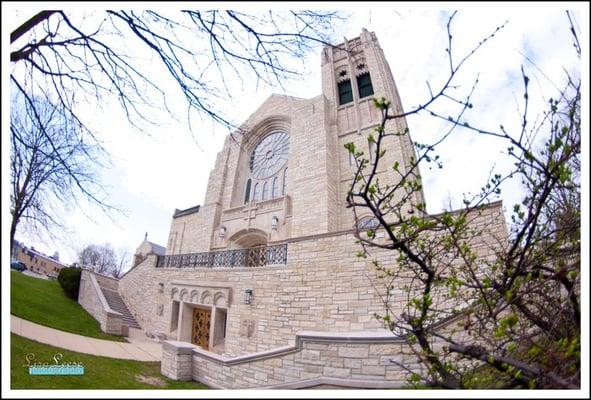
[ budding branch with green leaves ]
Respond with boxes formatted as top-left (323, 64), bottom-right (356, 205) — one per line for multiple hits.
top-left (345, 11), bottom-right (580, 389)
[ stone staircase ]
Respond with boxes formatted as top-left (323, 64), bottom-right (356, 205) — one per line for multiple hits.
top-left (101, 287), bottom-right (141, 329)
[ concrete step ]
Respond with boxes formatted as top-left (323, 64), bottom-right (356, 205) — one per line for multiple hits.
top-left (100, 287), bottom-right (141, 329)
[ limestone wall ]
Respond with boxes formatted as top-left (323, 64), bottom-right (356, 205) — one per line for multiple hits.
top-left (289, 96), bottom-right (335, 237)
top-left (78, 270), bottom-right (123, 335)
top-left (118, 234), bottom-right (387, 356)
top-left (166, 210), bottom-right (210, 255)
top-left (161, 341), bottom-right (195, 381)
top-left (161, 331), bottom-right (423, 389)
top-left (161, 311), bottom-right (475, 389)
top-left (119, 202), bottom-right (506, 356)
top-left (79, 271), bottom-right (105, 327)
top-left (92, 271), bottom-right (119, 291)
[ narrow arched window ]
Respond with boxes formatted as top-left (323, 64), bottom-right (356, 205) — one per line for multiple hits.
top-left (357, 72), bottom-right (374, 98)
top-left (262, 182), bottom-right (268, 201)
top-left (272, 177), bottom-right (278, 198)
top-left (253, 183), bottom-right (260, 201)
top-left (244, 179), bottom-right (252, 203)
top-left (282, 168), bottom-right (288, 195)
top-left (338, 80), bottom-right (353, 105)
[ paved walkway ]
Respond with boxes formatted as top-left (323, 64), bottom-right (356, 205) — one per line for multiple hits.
top-left (11, 315), bottom-right (161, 361)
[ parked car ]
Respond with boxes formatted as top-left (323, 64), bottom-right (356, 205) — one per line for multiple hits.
top-left (11, 260), bottom-right (26, 272)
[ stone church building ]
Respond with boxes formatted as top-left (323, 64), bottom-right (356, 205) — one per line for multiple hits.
top-left (78, 29), bottom-right (507, 389)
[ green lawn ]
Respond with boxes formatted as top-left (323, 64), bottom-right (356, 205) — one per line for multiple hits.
top-left (11, 271), bottom-right (125, 342)
top-left (11, 334), bottom-right (208, 389)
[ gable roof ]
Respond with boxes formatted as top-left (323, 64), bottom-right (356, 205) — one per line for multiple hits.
top-left (146, 241), bottom-right (166, 256)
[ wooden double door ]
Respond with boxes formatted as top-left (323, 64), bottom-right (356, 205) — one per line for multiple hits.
top-left (191, 307), bottom-right (211, 350)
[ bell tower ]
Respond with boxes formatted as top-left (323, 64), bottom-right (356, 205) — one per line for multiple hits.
top-left (321, 29), bottom-right (426, 230)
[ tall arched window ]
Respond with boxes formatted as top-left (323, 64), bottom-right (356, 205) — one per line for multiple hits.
top-left (356, 72), bottom-right (374, 98)
top-left (253, 183), bottom-right (260, 201)
top-left (271, 177), bottom-right (278, 198)
top-left (245, 130), bottom-right (289, 204)
top-left (244, 179), bottom-right (252, 203)
top-left (262, 182), bottom-right (268, 201)
top-left (282, 168), bottom-right (288, 195)
top-left (338, 80), bottom-right (353, 105)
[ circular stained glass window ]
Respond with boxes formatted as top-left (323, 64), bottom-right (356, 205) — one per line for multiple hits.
top-left (249, 131), bottom-right (289, 179)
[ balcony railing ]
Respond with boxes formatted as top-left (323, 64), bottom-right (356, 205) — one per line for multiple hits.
top-left (156, 243), bottom-right (288, 269)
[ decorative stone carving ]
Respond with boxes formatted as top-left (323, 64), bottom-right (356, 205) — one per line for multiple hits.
top-left (169, 282), bottom-right (232, 308)
top-left (157, 304), bottom-right (163, 316)
top-left (213, 292), bottom-right (228, 307)
top-left (240, 319), bottom-right (256, 338)
top-left (201, 291), bottom-right (212, 304)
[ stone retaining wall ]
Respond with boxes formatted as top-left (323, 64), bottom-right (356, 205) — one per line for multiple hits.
top-left (78, 269), bottom-right (123, 335)
top-left (161, 330), bottom-right (427, 389)
top-left (92, 271), bottom-right (119, 291)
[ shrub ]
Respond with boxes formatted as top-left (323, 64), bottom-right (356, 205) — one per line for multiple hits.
top-left (57, 267), bottom-right (82, 300)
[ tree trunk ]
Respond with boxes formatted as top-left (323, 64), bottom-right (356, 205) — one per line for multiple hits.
top-left (10, 216), bottom-right (18, 257)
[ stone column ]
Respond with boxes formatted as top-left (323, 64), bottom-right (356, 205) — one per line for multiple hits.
top-left (176, 301), bottom-right (184, 341)
top-left (178, 302), bottom-right (194, 342)
top-left (161, 341), bottom-right (196, 381)
top-left (208, 305), bottom-right (217, 350)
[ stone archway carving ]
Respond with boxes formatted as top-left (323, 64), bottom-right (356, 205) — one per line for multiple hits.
top-left (170, 282), bottom-right (232, 308)
top-left (228, 228), bottom-right (268, 249)
top-left (214, 292), bottom-right (228, 307)
top-left (201, 291), bottom-right (213, 305)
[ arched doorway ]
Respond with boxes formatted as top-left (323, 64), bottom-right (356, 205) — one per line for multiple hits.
top-left (228, 229), bottom-right (269, 267)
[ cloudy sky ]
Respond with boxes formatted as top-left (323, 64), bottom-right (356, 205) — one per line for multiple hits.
top-left (3, 3), bottom-right (588, 267)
